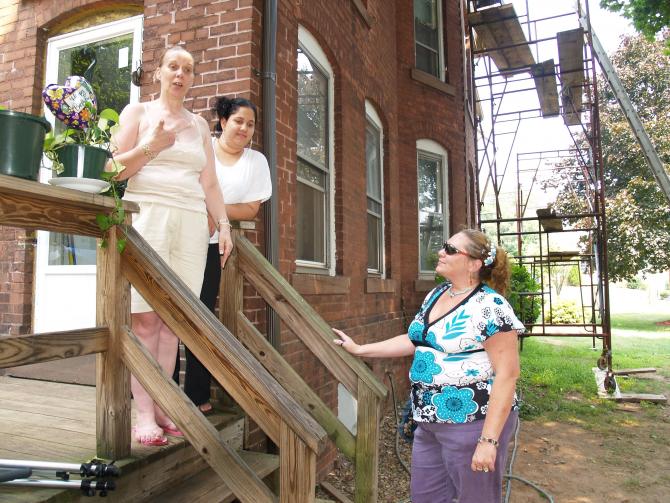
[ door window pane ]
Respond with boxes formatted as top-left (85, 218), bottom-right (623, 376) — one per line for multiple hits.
top-left (48, 34), bottom-right (133, 266)
top-left (418, 152), bottom-right (445, 272)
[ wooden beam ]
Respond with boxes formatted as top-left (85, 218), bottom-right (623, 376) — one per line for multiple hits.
top-left (354, 380), bottom-right (381, 503)
top-left (613, 368), bottom-right (656, 376)
top-left (0, 328), bottom-right (108, 369)
top-left (558, 28), bottom-right (585, 126)
top-left (96, 225), bottom-right (131, 459)
top-left (0, 173), bottom-right (137, 236)
top-left (531, 59), bottom-right (560, 117)
top-left (236, 236), bottom-right (387, 401)
top-left (237, 313), bottom-right (354, 459)
top-left (607, 393), bottom-right (667, 404)
top-left (279, 420), bottom-right (316, 503)
top-left (119, 226), bottom-right (326, 453)
top-left (121, 327), bottom-right (277, 503)
top-left (469, 3), bottom-right (535, 74)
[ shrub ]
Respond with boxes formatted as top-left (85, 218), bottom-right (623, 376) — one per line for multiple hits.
top-left (508, 265), bottom-right (542, 329)
top-left (660, 290), bottom-right (670, 300)
top-left (566, 264), bottom-right (581, 286)
top-left (545, 300), bottom-right (582, 324)
top-left (625, 277), bottom-right (643, 289)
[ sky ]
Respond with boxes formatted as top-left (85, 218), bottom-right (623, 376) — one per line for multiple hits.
top-left (476, 0), bottom-right (636, 222)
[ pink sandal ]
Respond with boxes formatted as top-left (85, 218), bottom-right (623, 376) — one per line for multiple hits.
top-left (133, 426), bottom-right (168, 446)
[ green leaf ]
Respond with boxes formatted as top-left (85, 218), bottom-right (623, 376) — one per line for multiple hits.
top-left (116, 239), bottom-right (127, 254)
top-left (99, 108), bottom-right (120, 123)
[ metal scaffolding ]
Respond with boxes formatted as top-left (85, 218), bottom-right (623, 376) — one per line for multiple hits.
top-left (467, 0), bottom-right (616, 389)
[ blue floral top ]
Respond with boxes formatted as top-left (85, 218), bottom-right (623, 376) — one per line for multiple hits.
top-left (408, 282), bottom-right (525, 424)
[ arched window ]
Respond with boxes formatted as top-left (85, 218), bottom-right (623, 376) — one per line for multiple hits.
top-left (296, 26), bottom-right (335, 273)
top-left (416, 139), bottom-right (450, 275)
top-left (365, 101), bottom-right (385, 275)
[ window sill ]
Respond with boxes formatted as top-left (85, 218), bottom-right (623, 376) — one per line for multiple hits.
top-left (365, 277), bottom-right (396, 294)
top-left (410, 68), bottom-right (456, 97)
top-left (350, 0), bottom-right (372, 28)
top-left (414, 278), bottom-right (437, 293)
top-left (292, 273), bottom-right (351, 295)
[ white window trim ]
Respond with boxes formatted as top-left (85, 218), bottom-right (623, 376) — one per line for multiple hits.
top-left (365, 101), bottom-right (385, 277)
top-left (416, 139), bottom-right (449, 277)
top-left (296, 25), bottom-right (336, 275)
top-left (414, 0), bottom-right (446, 81)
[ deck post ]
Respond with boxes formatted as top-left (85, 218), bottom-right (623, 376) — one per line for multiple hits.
top-left (354, 379), bottom-right (380, 503)
top-left (279, 420), bottom-right (316, 503)
top-left (95, 224), bottom-right (131, 458)
top-left (220, 228), bottom-right (244, 337)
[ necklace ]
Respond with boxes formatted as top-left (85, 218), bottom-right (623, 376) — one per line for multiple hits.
top-left (446, 285), bottom-right (475, 298)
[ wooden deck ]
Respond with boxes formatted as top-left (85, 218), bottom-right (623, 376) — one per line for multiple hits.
top-left (0, 376), bottom-right (248, 502)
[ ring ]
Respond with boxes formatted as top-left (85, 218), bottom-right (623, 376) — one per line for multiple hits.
top-left (483, 468), bottom-right (489, 473)
top-left (219, 251), bottom-right (224, 256)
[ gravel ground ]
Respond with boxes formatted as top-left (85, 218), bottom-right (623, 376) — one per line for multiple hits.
top-left (318, 406), bottom-right (412, 503)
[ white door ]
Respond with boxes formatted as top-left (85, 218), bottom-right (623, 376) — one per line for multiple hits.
top-left (34, 16), bottom-right (142, 333)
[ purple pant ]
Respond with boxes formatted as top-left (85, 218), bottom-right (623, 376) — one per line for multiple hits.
top-left (410, 411), bottom-right (518, 503)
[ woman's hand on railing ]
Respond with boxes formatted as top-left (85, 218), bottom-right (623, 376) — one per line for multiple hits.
top-left (218, 226), bottom-right (233, 268)
top-left (333, 328), bottom-right (361, 356)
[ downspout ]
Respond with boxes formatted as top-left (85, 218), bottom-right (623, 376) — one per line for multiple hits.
top-left (262, 0), bottom-right (280, 349)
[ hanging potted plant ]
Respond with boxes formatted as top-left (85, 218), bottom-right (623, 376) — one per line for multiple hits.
top-left (0, 105), bottom-right (51, 181)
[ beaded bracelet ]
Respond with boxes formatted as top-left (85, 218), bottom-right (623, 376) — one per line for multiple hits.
top-left (477, 436), bottom-right (499, 448)
top-left (218, 218), bottom-right (232, 230)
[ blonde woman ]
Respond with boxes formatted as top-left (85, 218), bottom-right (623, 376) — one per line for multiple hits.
top-left (111, 46), bottom-right (233, 446)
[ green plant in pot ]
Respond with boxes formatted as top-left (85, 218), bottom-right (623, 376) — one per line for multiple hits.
top-left (0, 106), bottom-right (51, 181)
top-left (42, 108), bottom-right (119, 179)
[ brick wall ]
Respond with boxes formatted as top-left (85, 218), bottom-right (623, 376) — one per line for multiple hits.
top-left (0, 0), bottom-right (476, 484)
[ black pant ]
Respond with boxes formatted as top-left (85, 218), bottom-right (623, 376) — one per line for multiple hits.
top-left (173, 243), bottom-right (221, 405)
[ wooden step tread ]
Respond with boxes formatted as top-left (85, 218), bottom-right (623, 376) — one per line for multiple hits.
top-left (154, 450), bottom-right (279, 503)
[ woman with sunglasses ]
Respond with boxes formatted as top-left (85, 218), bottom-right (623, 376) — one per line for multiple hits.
top-left (333, 229), bottom-right (524, 503)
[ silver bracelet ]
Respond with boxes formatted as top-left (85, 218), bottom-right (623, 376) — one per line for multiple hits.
top-left (477, 436), bottom-right (499, 448)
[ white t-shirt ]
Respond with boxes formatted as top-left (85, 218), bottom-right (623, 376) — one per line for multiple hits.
top-left (209, 138), bottom-right (272, 244)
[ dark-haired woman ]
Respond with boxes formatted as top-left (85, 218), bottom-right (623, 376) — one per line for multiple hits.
top-left (333, 229), bottom-right (524, 503)
top-left (179, 96), bottom-right (271, 414)
top-left (110, 46), bottom-right (233, 446)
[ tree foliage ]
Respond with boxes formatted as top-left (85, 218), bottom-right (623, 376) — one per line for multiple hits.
top-left (600, 0), bottom-right (670, 52)
top-left (548, 33), bottom-right (670, 281)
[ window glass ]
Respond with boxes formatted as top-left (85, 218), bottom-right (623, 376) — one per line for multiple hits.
top-left (418, 152), bottom-right (445, 272)
top-left (366, 120), bottom-right (383, 273)
top-left (414, 0), bottom-right (443, 79)
top-left (297, 49), bottom-right (328, 170)
top-left (48, 33), bottom-right (134, 265)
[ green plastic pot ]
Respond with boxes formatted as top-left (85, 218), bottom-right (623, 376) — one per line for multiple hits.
top-left (0, 109), bottom-right (51, 181)
top-left (56, 144), bottom-right (110, 179)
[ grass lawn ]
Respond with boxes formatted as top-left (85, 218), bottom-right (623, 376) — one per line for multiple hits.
top-left (518, 311), bottom-right (670, 430)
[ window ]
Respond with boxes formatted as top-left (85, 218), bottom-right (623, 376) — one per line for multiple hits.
top-left (414, 0), bottom-right (445, 80)
top-left (417, 140), bottom-right (449, 274)
top-left (296, 27), bottom-right (334, 272)
top-left (365, 102), bottom-right (384, 275)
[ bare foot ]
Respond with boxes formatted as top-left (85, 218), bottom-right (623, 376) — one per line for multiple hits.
top-left (133, 423), bottom-right (166, 445)
top-left (198, 402), bottom-right (213, 414)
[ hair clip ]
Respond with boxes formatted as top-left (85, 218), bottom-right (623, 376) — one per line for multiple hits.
top-left (483, 243), bottom-right (497, 267)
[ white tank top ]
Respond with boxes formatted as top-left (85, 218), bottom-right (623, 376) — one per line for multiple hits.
top-left (124, 104), bottom-right (207, 214)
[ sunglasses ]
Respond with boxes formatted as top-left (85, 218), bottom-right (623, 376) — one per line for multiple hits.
top-left (443, 242), bottom-right (477, 259)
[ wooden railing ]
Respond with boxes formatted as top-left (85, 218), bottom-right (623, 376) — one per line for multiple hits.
top-left (0, 174), bottom-right (327, 502)
top-left (222, 230), bottom-right (388, 503)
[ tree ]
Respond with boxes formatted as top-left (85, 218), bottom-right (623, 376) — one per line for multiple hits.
top-left (600, 0), bottom-right (670, 52)
top-left (548, 33), bottom-right (670, 281)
